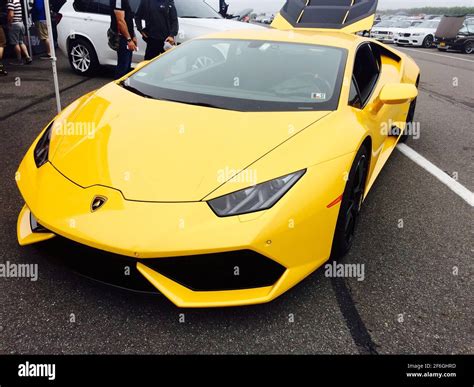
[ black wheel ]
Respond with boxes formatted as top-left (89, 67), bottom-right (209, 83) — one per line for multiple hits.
top-left (422, 35), bottom-right (433, 48)
top-left (331, 145), bottom-right (369, 259)
top-left (463, 41), bottom-right (474, 54)
top-left (68, 37), bottom-right (100, 76)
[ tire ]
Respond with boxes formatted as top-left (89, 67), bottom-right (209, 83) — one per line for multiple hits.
top-left (463, 41), bottom-right (474, 54)
top-left (68, 37), bottom-right (100, 76)
top-left (331, 145), bottom-right (370, 259)
top-left (422, 35), bottom-right (433, 48)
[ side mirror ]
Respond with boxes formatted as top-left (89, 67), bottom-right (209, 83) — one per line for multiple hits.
top-left (379, 83), bottom-right (418, 105)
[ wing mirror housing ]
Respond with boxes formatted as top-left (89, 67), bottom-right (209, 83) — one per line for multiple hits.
top-left (379, 83), bottom-right (418, 105)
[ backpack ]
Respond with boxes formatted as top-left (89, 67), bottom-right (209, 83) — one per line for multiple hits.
top-left (107, 27), bottom-right (119, 51)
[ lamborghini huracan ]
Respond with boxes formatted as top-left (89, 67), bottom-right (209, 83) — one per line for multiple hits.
top-left (16, 0), bottom-right (420, 307)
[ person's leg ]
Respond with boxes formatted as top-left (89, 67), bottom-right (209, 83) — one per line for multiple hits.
top-left (43, 38), bottom-right (51, 55)
top-left (20, 43), bottom-right (32, 62)
top-left (13, 44), bottom-right (22, 61)
top-left (19, 25), bottom-right (32, 63)
top-left (115, 37), bottom-right (132, 78)
top-left (144, 38), bottom-right (164, 60)
top-left (0, 26), bottom-right (6, 75)
top-left (8, 24), bottom-right (23, 64)
top-left (37, 21), bottom-right (51, 58)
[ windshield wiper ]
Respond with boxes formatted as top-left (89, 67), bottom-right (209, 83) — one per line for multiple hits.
top-left (159, 98), bottom-right (226, 110)
top-left (120, 81), bottom-right (152, 98)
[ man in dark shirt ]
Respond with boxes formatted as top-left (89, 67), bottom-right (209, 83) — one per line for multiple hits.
top-left (110, 0), bottom-right (137, 78)
top-left (134, 0), bottom-right (178, 60)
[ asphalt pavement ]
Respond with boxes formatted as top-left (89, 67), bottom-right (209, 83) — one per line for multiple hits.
top-left (0, 48), bottom-right (472, 354)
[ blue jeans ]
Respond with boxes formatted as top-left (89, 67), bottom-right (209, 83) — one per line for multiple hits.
top-left (115, 36), bottom-right (133, 79)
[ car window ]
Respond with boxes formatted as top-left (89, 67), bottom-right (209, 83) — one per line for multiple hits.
top-left (351, 43), bottom-right (380, 107)
top-left (97, 0), bottom-right (110, 15)
top-left (417, 20), bottom-right (439, 29)
top-left (174, 0), bottom-right (221, 19)
top-left (348, 76), bottom-right (362, 109)
top-left (125, 39), bottom-right (347, 112)
top-left (464, 19), bottom-right (474, 34)
top-left (73, 0), bottom-right (90, 12)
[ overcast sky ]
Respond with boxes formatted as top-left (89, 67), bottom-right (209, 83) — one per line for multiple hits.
top-left (206, 0), bottom-right (474, 14)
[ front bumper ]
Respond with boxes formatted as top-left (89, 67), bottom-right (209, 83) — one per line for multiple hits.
top-left (395, 37), bottom-right (423, 46)
top-left (371, 34), bottom-right (394, 43)
top-left (16, 144), bottom-right (350, 307)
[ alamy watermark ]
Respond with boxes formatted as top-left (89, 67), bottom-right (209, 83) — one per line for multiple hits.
top-left (217, 166), bottom-right (258, 186)
top-left (0, 261), bottom-right (38, 281)
top-left (325, 261), bottom-right (365, 282)
top-left (53, 120), bottom-right (96, 139)
top-left (381, 119), bottom-right (420, 140)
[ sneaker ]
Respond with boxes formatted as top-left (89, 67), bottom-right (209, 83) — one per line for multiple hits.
top-left (0, 65), bottom-right (7, 75)
top-left (40, 54), bottom-right (51, 60)
top-left (25, 57), bottom-right (33, 64)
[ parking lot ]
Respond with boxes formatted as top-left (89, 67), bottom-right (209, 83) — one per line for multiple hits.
top-left (0, 45), bottom-right (472, 354)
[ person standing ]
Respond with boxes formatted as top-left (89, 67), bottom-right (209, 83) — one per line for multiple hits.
top-left (7, 0), bottom-right (32, 65)
top-left (134, 0), bottom-right (178, 61)
top-left (0, 0), bottom-right (8, 74)
top-left (31, 0), bottom-right (51, 59)
top-left (110, 0), bottom-right (137, 78)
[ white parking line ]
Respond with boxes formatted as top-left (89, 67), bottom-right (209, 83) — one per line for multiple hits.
top-left (398, 47), bottom-right (474, 63)
top-left (397, 144), bottom-right (474, 207)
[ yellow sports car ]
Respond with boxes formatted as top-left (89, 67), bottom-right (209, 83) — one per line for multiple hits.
top-left (16, 0), bottom-right (420, 307)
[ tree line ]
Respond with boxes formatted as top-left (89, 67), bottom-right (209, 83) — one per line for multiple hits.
top-left (379, 7), bottom-right (474, 16)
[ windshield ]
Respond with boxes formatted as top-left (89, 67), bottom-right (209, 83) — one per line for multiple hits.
top-left (417, 20), bottom-right (440, 29)
top-left (125, 39), bottom-right (347, 112)
top-left (174, 0), bottom-right (221, 19)
top-left (375, 21), bottom-right (395, 28)
top-left (394, 21), bottom-right (411, 28)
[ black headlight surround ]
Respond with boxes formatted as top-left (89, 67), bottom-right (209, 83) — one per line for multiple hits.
top-left (34, 123), bottom-right (53, 168)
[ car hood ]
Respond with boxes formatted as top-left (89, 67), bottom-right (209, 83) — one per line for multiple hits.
top-left (49, 82), bottom-right (330, 202)
top-left (404, 27), bottom-right (437, 34)
top-left (371, 26), bottom-right (395, 31)
top-left (435, 17), bottom-right (465, 39)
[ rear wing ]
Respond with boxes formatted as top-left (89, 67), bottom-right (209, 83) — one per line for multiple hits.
top-left (271, 0), bottom-right (378, 34)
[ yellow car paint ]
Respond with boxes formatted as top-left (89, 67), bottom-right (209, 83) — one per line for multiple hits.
top-left (16, 27), bottom-right (420, 308)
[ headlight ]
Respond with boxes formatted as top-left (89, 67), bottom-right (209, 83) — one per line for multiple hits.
top-left (388, 32), bottom-right (393, 36)
top-left (34, 122), bottom-right (53, 168)
top-left (208, 170), bottom-right (306, 217)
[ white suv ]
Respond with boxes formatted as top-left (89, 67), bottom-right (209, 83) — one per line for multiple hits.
top-left (57, 0), bottom-right (262, 75)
